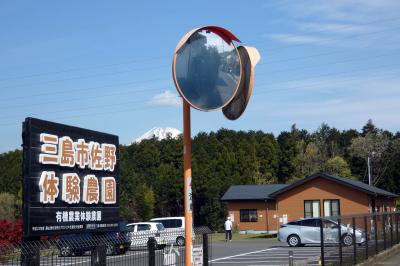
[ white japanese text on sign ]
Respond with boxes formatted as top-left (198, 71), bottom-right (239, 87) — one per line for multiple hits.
top-left (37, 133), bottom-right (117, 205)
top-left (39, 133), bottom-right (116, 171)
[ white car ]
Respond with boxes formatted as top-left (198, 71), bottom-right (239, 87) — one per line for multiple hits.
top-left (150, 217), bottom-right (186, 246)
top-left (126, 222), bottom-right (168, 248)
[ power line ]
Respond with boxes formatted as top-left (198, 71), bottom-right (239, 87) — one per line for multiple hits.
top-left (1, 20), bottom-right (397, 93)
top-left (258, 18), bottom-right (400, 53)
top-left (0, 56), bottom-right (167, 82)
top-left (2, 77), bottom-right (168, 101)
top-left (1, 68), bottom-right (398, 125)
top-left (0, 64), bottom-right (169, 90)
top-left (2, 49), bottom-right (399, 103)
top-left (1, 61), bottom-right (399, 112)
top-left (260, 52), bottom-right (398, 75)
top-left (0, 104), bottom-right (167, 127)
top-left (266, 43), bottom-right (374, 64)
top-left (253, 69), bottom-right (400, 96)
top-left (0, 23), bottom-right (398, 96)
top-left (1, 16), bottom-right (399, 84)
top-left (260, 62), bottom-right (400, 86)
top-left (0, 85), bottom-right (166, 110)
top-left (0, 98), bottom-right (148, 120)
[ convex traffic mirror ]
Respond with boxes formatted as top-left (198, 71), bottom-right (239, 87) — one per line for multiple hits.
top-left (172, 26), bottom-right (260, 119)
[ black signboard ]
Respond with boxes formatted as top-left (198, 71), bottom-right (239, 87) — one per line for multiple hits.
top-left (22, 117), bottom-right (120, 238)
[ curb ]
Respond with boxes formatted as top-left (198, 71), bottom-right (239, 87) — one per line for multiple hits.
top-left (357, 243), bottom-right (400, 266)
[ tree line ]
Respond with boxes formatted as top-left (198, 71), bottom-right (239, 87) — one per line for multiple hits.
top-left (0, 120), bottom-right (399, 230)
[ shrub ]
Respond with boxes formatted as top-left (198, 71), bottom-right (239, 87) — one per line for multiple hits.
top-left (233, 223), bottom-right (240, 233)
top-left (0, 218), bottom-right (22, 245)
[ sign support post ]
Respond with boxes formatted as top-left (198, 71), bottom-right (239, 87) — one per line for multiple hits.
top-left (172, 26), bottom-right (260, 266)
top-left (183, 100), bottom-right (193, 265)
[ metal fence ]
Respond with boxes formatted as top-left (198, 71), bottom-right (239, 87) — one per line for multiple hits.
top-left (316, 212), bottom-right (400, 266)
top-left (0, 226), bottom-right (212, 266)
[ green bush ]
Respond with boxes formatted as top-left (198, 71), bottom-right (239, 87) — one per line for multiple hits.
top-left (233, 223), bottom-right (240, 233)
top-left (0, 193), bottom-right (15, 221)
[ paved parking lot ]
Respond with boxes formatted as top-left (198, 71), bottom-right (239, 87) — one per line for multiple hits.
top-left (211, 246), bottom-right (321, 265)
top-left (3, 238), bottom-right (378, 265)
top-left (211, 239), bottom-right (382, 265)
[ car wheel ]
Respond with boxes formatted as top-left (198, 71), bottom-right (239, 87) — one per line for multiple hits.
top-left (342, 234), bottom-right (353, 246)
top-left (106, 244), bottom-right (115, 256)
top-left (59, 246), bottom-right (72, 257)
top-left (176, 236), bottom-right (185, 246)
top-left (287, 234), bottom-right (301, 247)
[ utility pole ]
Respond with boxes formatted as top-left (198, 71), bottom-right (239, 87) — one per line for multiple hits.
top-left (368, 156), bottom-right (372, 186)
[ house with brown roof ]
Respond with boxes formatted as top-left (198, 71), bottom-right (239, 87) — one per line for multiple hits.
top-left (221, 173), bottom-right (397, 233)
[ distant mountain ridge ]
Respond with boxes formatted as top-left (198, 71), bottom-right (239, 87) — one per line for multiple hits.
top-left (134, 127), bottom-right (181, 143)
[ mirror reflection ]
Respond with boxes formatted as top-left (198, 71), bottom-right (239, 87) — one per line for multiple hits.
top-left (175, 30), bottom-right (241, 111)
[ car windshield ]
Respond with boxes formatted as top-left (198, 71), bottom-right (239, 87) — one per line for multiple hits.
top-left (119, 225), bottom-right (130, 232)
top-left (319, 219), bottom-right (340, 229)
top-left (156, 223), bottom-right (165, 231)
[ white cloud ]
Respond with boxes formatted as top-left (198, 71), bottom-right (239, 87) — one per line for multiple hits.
top-left (254, 74), bottom-right (400, 133)
top-left (267, 98), bottom-right (400, 127)
top-left (268, 34), bottom-right (329, 45)
top-left (267, 72), bottom-right (400, 92)
top-left (298, 23), bottom-right (375, 35)
top-left (266, 0), bottom-right (400, 48)
top-left (254, 69), bottom-right (400, 97)
top-left (277, 0), bottom-right (400, 22)
top-left (149, 90), bottom-right (181, 107)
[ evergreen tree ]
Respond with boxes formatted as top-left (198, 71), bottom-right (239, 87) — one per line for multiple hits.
top-left (1, 123), bottom-right (399, 230)
top-left (277, 130), bottom-right (301, 182)
top-left (0, 150), bottom-right (22, 196)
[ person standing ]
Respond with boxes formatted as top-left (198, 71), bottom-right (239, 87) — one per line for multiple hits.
top-left (224, 217), bottom-right (233, 242)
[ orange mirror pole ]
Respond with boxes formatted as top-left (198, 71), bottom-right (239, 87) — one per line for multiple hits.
top-left (183, 100), bottom-right (193, 266)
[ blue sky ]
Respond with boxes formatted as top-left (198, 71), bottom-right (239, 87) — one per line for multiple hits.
top-left (1, 0), bottom-right (400, 152)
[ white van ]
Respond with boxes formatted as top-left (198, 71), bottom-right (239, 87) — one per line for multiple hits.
top-left (150, 217), bottom-right (185, 246)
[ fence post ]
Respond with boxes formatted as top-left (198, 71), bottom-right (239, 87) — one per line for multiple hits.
top-left (20, 242), bottom-right (40, 266)
top-left (364, 215), bottom-right (368, 260)
top-left (383, 214), bottom-right (386, 250)
top-left (338, 217), bottom-right (342, 266)
top-left (396, 213), bottom-right (399, 244)
top-left (374, 214), bottom-right (378, 255)
top-left (320, 218), bottom-right (325, 266)
top-left (91, 245), bottom-right (106, 266)
top-left (51, 249), bottom-right (54, 266)
top-left (352, 217), bottom-right (357, 265)
top-left (148, 237), bottom-right (156, 266)
top-left (390, 213), bottom-right (393, 247)
top-left (288, 250), bottom-right (294, 266)
top-left (203, 233), bottom-right (209, 266)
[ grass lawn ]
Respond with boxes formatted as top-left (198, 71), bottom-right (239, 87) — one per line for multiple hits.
top-left (211, 232), bottom-right (277, 242)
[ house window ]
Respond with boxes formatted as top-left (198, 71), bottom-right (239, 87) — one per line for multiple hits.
top-left (304, 200), bottom-right (320, 218)
top-left (240, 209), bottom-right (258, 222)
top-left (324, 199), bottom-right (340, 217)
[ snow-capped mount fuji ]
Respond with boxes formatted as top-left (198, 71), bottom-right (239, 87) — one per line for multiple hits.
top-left (134, 127), bottom-right (182, 143)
